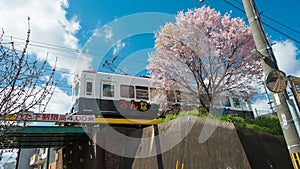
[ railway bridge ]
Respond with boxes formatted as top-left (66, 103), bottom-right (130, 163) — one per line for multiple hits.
top-left (1, 113), bottom-right (295, 169)
top-left (1, 112), bottom-right (161, 148)
top-left (1, 112), bottom-right (161, 169)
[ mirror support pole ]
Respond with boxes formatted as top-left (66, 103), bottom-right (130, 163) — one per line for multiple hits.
top-left (242, 0), bottom-right (300, 154)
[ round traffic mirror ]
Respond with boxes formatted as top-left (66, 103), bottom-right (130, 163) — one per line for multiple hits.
top-left (265, 70), bottom-right (287, 93)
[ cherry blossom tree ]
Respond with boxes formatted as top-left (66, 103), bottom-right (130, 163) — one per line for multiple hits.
top-left (148, 6), bottom-right (263, 113)
top-left (0, 19), bottom-right (55, 149)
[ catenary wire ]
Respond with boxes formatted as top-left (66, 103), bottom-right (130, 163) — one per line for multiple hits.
top-left (222, 0), bottom-right (300, 44)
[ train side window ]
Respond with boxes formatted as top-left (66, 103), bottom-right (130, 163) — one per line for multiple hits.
top-left (241, 100), bottom-right (248, 110)
top-left (120, 85), bottom-right (134, 98)
top-left (103, 83), bottom-right (115, 97)
top-left (167, 90), bottom-right (175, 102)
top-left (136, 86), bottom-right (149, 100)
top-left (150, 88), bottom-right (158, 99)
top-left (175, 90), bottom-right (182, 103)
top-left (232, 97), bottom-right (241, 108)
top-left (181, 91), bottom-right (192, 104)
top-left (86, 81), bottom-right (93, 96)
top-left (221, 97), bottom-right (231, 107)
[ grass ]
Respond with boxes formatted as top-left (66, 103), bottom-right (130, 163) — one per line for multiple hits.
top-left (244, 115), bottom-right (283, 137)
top-left (159, 110), bottom-right (205, 122)
top-left (159, 110), bottom-right (283, 137)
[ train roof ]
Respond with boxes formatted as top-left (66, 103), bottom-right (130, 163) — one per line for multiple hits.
top-left (81, 70), bottom-right (151, 80)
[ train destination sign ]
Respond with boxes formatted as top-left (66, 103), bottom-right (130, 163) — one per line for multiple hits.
top-left (8, 113), bottom-right (96, 123)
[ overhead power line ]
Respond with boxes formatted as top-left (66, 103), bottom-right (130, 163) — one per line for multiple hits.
top-left (231, 0), bottom-right (300, 35)
top-left (2, 35), bottom-right (79, 53)
top-left (260, 14), bottom-right (300, 35)
top-left (223, 0), bottom-right (300, 44)
top-left (2, 35), bottom-right (150, 67)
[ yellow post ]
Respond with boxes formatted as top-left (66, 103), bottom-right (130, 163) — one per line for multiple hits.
top-left (291, 153), bottom-right (298, 169)
top-left (296, 153), bottom-right (300, 166)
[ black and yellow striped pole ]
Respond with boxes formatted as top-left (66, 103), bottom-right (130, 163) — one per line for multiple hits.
top-left (291, 152), bottom-right (300, 169)
top-left (175, 160), bottom-right (184, 169)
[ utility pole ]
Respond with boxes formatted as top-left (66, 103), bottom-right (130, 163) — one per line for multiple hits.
top-left (242, 0), bottom-right (300, 167)
top-left (201, 0), bottom-right (300, 167)
top-left (242, 0), bottom-right (300, 148)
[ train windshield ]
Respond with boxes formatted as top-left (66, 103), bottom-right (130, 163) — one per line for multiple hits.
top-left (74, 82), bottom-right (79, 96)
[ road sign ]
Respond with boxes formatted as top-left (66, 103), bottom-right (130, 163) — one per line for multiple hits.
top-left (289, 76), bottom-right (300, 111)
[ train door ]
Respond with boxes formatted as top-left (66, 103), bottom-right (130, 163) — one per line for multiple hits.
top-left (99, 80), bottom-right (118, 116)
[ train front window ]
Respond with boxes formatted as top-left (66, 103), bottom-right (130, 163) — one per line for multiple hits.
top-left (86, 81), bottom-right (93, 95)
top-left (103, 83), bottom-right (115, 97)
top-left (120, 85), bottom-right (134, 98)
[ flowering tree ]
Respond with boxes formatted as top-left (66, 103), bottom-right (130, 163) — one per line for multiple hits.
top-left (148, 7), bottom-right (262, 113)
top-left (0, 20), bottom-right (55, 149)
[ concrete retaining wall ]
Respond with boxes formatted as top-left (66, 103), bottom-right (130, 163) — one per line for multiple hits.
top-left (121, 116), bottom-right (293, 169)
top-left (60, 116), bottom-right (293, 169)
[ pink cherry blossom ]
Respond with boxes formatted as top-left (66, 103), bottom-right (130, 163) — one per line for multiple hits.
top-left (147, 6), bottom-right (263, 111)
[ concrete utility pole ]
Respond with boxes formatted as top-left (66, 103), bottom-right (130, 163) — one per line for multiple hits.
top-left (201, 0), bottom-right (300, 167)
top-left (242, 0), bottom-right (300, 158)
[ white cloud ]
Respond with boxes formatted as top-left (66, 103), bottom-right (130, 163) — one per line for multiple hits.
top-left (0, 0), bottom-right (81, 70)
top-left (44, 87), bottom-right (72, 113)
top-left (0, 85), bottom-right (72, 114)
top-left (272, 40), bottom-right (300, 75)
top-left (252, 97), bottom-right (273, 116)
top-left (104, 26), bottom-right (113, 40)
top-left (90, 25), bottom-right (114, 41)
top-left (253, 40), bottom-right (300, 117)
top-left (250, 82), bottom-right (276, 117)
top-left (0, 0), bottom-right (80, 113)
top-left (0, 149), bottom-right (17, 167)
top-left (72, 53), bottom-right (93, 82)
top-left (113, 40), bottom-right (125, 55)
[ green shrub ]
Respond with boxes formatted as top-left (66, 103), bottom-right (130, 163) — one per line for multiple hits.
top-left (159, 111), bottom-right (283, 137)
top-left (199, 106), bottom-right (208, 114)
top-left (159, 114), bottom-right (178, 122)
top-left (179, 110), bottom-right (201, 117)
top-left (245, 115), bottom-right (283, 137)
top-left (220, 114), bottom-right (245, 125)
top-left (158, 110), bottom-right (206, 122)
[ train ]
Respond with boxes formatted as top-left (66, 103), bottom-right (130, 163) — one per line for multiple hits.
top-left (71, 70), bottom-right (254, 119)
top-left (72, 70), bottom-right (159, 119)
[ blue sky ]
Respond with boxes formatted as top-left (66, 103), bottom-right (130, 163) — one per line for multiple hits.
top-left (66, 0), bottom-right (300, 46)
top-left (66, 0), bottom-right (300, 76)
top-left (0, 0), bottom-right (299, 114)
